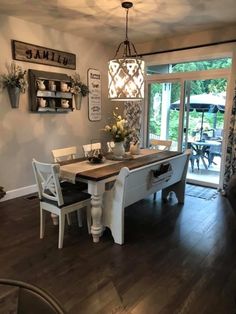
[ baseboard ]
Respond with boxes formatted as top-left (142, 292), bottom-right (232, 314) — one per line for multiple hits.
top-left (186, 178), bottom-right (218, 189)
top-left (0, 184), bottom-right (37, 202)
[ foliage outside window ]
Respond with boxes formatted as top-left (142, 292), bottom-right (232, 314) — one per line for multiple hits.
top-left (148, 58), bottom-right (230, 142)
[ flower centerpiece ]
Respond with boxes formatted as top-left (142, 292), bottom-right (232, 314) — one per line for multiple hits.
top-left (105, 112), bottom-right (133, 142)
top-left (0, 62), bottom-right (28, 108)
top-left (70, 72), bottom-right (89, 110)
top-left (104, 112), bottom-right (133, 157)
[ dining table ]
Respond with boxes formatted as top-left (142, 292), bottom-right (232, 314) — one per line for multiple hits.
top-left (59, 149), bottom-right (183, 243)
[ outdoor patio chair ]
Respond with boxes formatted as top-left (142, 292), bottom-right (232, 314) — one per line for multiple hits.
top-left (201, 132), bottom-right (211, 141)
top-left (208, 142), bottom-right (222, 167)
top-left (187, 142), bottom-right (200, 172)
top-left (213, 128), bottom-right (223, 139)
top-left (32, 159), bottom-right (91, 249)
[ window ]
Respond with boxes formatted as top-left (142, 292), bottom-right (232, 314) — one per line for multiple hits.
top-left (147, 58), bottom-right (232, 75)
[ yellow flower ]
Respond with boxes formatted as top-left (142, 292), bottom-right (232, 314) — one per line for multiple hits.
top-left (104, 112), bottom-right (133, 142)
top-left (105, 125), bottom-right (111, 131)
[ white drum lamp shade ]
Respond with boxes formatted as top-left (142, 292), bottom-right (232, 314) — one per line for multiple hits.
top-left (108, 58), bottom-right (144, 101)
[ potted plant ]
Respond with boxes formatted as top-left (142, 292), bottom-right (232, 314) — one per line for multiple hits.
top-left (70, 72), bottom-right (89, 110)
top-left (0, 62), bottom-right (28, 108)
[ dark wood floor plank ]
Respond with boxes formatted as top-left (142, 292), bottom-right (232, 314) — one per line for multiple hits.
top-left (0, 189), bottom-right (236, 313)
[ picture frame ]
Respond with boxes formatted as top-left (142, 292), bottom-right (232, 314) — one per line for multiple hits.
top-left (87, 68), bottom-right (102, 121)
top-left (12, 40), bottom-right (76, 70)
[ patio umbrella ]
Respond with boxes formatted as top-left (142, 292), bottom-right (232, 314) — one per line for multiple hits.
top-left (171, 93), bottom-right (225, 139)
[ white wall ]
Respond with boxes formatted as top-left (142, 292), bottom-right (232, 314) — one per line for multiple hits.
top-left (0, 15), bottom-right (116, 194)
top-left (2, 16), bottom-right (236, 198)
top-left (136, 24), bottom-right (236, 56)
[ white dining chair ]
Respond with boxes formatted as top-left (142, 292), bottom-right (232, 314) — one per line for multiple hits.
top-left (149, 139), bottom-right (172, 151)
top-left (32, 159), bottom-right (91, 249)
top-left (107, 141), bottom-right (115, 152)
top-left (51, 146), bottom-right (88, 193)
top-left (149, 139), bottom-right (172, 200)
top-left (82, 142), bottom-right (101, 157)
top-left (51, 146), bottom-right (77, 162)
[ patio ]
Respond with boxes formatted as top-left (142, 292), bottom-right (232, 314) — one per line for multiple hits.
top-left (187, 156), bottom-right (221, 186)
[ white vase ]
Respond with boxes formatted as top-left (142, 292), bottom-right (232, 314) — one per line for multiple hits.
top-left (113, 141), bottom-right (125, 157)
top-left (74, 93), bottom-right (82, 110)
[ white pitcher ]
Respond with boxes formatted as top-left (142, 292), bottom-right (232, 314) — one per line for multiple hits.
top-left (61, 99), bottom-right (69, 108)
top-left (130, 141), bottom-right (140, 155)
top-left (60, 82), bottom-right (70, 92)
top-left (38, 98), bottom-right (46, 107)
top-left (37, 80), bottom-right (46, 91)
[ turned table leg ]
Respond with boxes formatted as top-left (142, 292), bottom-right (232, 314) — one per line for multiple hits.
top-left (90, 194), bottom-right (103, 242)
top-left (88, 181), bottom-right (105, 243)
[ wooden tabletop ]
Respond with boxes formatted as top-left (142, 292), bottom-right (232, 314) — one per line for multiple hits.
top-left (61, 151), bottom-right (182, 181)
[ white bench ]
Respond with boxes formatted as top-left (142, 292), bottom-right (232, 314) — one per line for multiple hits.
top-left (102, 150), bottom-right (190, 244)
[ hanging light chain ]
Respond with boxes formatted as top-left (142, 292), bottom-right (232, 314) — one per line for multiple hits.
top-left (113, 1), bottom-right (138, 59)
top-left (125, 7), bottom-right (129, 42)
top-left (108, 1), bottom-right (145, 101)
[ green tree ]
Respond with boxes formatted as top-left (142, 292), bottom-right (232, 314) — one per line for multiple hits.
top-left (148, 58), bottom-right (230, 140)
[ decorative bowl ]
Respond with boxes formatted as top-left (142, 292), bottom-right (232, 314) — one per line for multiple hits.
top-left (87, 154), bottom-right (104, 164)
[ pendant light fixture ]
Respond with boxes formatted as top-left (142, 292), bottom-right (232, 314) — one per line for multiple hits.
top-left (108, 1), bottom-right (145, 101)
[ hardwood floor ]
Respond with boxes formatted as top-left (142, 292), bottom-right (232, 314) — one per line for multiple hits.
top-left (0, 190), bottom-right (236, 314)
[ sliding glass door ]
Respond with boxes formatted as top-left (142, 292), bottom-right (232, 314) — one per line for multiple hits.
top-left (182, 79), bottom-right (226, 187)
top-left (146, 74), bottom-right (228, 188)
top-left (147, 80), bottom-right (183, 151)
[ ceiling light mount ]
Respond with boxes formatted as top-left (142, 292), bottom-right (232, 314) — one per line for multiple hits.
top-left (121, 1), bottom-right (133, 9)
top-left (108, 1), bottom-right (145, 101)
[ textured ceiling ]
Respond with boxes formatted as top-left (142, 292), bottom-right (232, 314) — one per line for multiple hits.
top-left (0, 0), bottom-right (236, 45)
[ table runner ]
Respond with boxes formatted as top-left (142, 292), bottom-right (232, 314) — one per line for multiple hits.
top-left (60, 149), bottom-right (158, 183)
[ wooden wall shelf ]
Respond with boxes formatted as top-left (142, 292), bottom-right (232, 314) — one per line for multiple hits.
top-left (28, 69), bottom-right (74, 113)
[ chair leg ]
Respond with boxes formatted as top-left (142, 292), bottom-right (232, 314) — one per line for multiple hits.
top-left (196, 158), bottom-right (200, 170)
top-left (190, 157), bottom-right (194, 172)
top-left (58, 214), bottom-right (65, 249)
top-left (66, 214), bottom-right (71, 226)
top-left (208, 153), bottom-right (214, 167)
top-left (86, 205), bottom-right (91, 234)
top-left (40, 207), bottom-right (46, 239)
top-left (51, 213), bottom-right (59, 225)
top-left (77, 210), bottom-right (83, 228)
top-left (153, 192), bottom-right (157, 201)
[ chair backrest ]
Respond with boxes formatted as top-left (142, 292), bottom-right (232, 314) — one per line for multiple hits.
top-left (0, 278), bottom-right (66, 314)
top-left (214, 128), bottom-right (223, 138)
top-left (107, 141), bottom-right (115, 152)
top-left (32, 159), bottom-right (64, 206)
top-left (150, 139), bottom-right (172, 151)
top-left (82, 142), bottom-right (101, 157)
top-left (209, 142), bottom-right (222, 155)
top-left (51, 146), bottom-right (77, 162)
top-left (201, 132), bottom-right (210, 140)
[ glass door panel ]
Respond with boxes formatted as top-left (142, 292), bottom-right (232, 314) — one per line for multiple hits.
top-left (184, 79), bottom-right (227, 187)
top-left (147, 81), bottom-right (182, 150)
